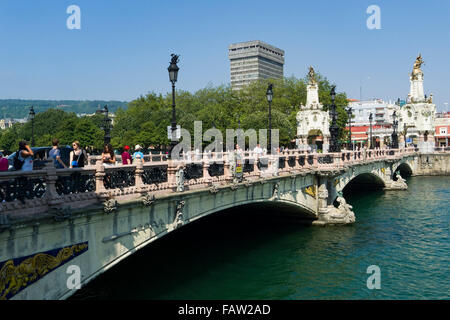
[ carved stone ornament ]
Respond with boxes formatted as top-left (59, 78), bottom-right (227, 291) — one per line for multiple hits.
top-left (209, 185), bottom-right (219, 194)
top-left (176, 167), bottom-right (185, 192)
top-left (142, 193), bottom-right (156, 207)
top-left (323, 197), bottom-right (356, 224)
top-left (272, 182), bottom-right (280, 199)
top-left (174, 200), bottom-right (185, 228)
top-left (318, 184), bottom-right (328, 199)
top-left (103, 199), bottom-right (117, 214)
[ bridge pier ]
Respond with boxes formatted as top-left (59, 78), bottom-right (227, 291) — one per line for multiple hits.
top-left (313, 174), bottom-right (355, 226)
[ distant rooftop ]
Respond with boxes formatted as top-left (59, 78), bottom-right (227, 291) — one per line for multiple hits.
top-left (228, 40), bottom-right (284, 57)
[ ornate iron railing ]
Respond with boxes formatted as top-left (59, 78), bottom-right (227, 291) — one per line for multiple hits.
top-left (0, 175), bottom-right (46, 203)
top-left (184, 163), bottom-right (203, 180)
top-left (55, 171), bottom-right (95, 195)
top-left (298, 155), bottom-right (306, 167)
top-left (208, 162), bottom-right (224, 177)
top-left (243, 159), bottom-right (254, 172)
top-left (103, 168), bottom-right (136, 189)
top-left (142, 165), bottom-right (168, 184)
top-left (318, 155), bottom-right (333, 164)
top-left (278, 157), bottom-right (285, 169)
top-left (288, 156), bottom-right (296, 168)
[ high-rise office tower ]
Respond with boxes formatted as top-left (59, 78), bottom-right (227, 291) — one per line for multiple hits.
top-left (228, 40), bottom-right (285, 90)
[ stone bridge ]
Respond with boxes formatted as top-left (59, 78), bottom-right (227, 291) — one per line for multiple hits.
top-left (0, 147), bottom-right (448, 300)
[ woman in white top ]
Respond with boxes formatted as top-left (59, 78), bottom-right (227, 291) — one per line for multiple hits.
top-left (101, 143), bottom-right (116, 167)
top-left (18, 140), bottom-right (34, 171)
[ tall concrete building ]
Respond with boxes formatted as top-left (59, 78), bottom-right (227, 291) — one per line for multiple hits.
top-left (228, 40), bottom-right (285, 90)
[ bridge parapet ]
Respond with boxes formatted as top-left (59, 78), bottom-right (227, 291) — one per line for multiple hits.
top-left (0, 147), bottom-right (423, 221)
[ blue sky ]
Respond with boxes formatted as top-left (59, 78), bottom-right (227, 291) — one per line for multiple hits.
top-left (0, 0), bottom-right (449, 111)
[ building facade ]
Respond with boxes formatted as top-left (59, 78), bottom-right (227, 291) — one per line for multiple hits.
top-left (348, 99), bottom-right (397, 126)
top-left (228, 40), bottom-right (284, 90)
top-left (346, 99), bottom-right (397, 148)
top-left (434, 112), bottom-right (450, 147)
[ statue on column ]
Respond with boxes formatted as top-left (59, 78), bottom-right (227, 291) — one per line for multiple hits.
top-left (308, 66), bottom-right (317, 85)
top-left (411, 54), bottom-right (424, 80)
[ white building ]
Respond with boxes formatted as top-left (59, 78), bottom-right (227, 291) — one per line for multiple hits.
top-left (348, 99), bottom-right (397, 126)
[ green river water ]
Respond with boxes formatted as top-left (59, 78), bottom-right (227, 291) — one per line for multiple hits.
top-left (72, 176), bottom-right (449, 300)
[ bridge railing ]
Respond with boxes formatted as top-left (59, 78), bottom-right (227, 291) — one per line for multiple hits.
top-left (0, 146), bottom-right (430, 216)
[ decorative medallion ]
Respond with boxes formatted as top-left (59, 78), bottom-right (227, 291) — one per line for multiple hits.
top-left (0, 242), bottom-right (88, 300)
top-left (304, 185), bottom-right (316, 198)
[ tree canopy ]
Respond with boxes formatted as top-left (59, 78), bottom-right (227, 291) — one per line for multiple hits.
top-left (0, 74), bottom-right (349, 154)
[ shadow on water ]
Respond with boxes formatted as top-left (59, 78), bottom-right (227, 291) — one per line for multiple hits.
top-left (70, 203), bottom-right (313, 300)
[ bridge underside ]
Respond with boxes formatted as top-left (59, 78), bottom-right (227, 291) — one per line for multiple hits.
top-left (342, 173), bottom-right (386, 195)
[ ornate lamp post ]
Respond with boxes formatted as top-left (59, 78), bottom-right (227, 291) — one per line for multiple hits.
top-left (369, 113), bottom-right (373, 149)
top-left (266, 83), bottom-right (273, 154)
top-left (167, 54), bottom-right (180, 159)
top-left (346, 107), bottom-right (353, 150)
top-left (28, 106), bottom-right (35, 147)
top-left (391, 111), bottom-right (399, 149)
top-left (329, 86), bottom-right (341, 152)
top-left (96, 105), bottom-right (112, 145)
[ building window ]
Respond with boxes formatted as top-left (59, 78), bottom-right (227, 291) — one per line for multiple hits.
top-left (440, 127), bottom-right (447, 135)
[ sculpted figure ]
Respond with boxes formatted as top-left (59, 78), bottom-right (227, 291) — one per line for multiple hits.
top-left (308, 66), bottom-right (316, 84)
top-left (395, 172), bottom-right (405, 183)
top-left (411, 54), bottom-right (424, 80)
top-left (336, 196), bottom-right (353, 214)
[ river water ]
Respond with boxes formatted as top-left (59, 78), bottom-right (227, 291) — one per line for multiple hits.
top-left (72, 176), bottom-right (449, 300)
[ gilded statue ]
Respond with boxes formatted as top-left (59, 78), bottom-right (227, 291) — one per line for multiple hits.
top-left (308, 66), bottom-right (316, 84)
top-left (411, 54), bottom-right (424, 80)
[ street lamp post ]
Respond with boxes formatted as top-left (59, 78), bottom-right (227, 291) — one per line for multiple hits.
top-left (168, 54), bottom-right (180, 160)
top-left (96, 105), bottom-right (111, 145)
top-left (346, 107), bottom-right (353, 150)
top-left (28, 106), bottom-right (35, 147)
top-left (266, 83), bottom-right (273, 154)
top-left (329, 86), bottom-right (341, 153)
top-left (369, 113), bottom-right (373, 149)
top-left (391, 111), bottom-right (399, 149)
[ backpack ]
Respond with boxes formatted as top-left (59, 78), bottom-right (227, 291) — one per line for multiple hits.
top-left (13, 150), bottom-right (25, 170)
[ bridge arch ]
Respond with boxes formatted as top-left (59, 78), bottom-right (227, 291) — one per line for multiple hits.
top-left (393, 162), bottom-right (413, 179)
top-left (341, 172), bottom-right (386, 196)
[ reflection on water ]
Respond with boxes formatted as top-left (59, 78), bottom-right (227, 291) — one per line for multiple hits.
top-left (71, 177), bottom-right (449, 300)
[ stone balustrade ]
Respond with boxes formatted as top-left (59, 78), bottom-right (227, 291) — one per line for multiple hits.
top-left (0, 147), bottom-right (425, 218)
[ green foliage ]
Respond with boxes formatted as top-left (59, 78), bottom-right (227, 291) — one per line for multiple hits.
top-left (0, 74), bottom-right (349, 153)
top-left (111, 74), bottom-right (348, 149)
top-left (0, 109), bottom-right (104, 153)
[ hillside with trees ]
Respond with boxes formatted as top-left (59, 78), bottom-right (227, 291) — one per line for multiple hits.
top-left (0, 100), bottom-right (128, 119)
